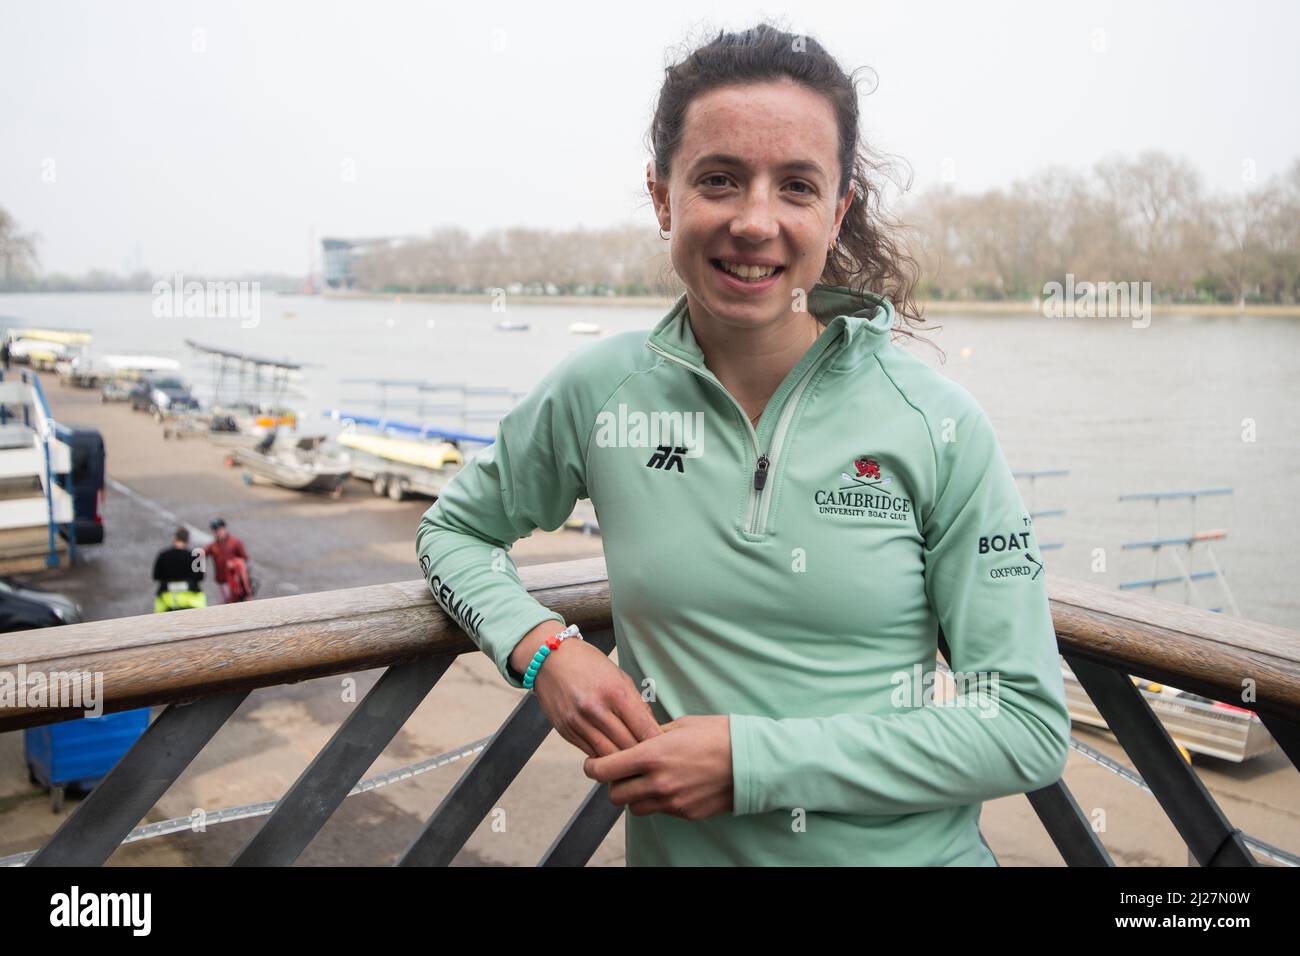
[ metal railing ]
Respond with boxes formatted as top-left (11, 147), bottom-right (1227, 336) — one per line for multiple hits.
top-left (1119, 487), bottom-right (1239, 614)
top-left (1012, 467), bottom-right (1069, 552)
top-left (337, 379), bottom-right (527, 429)
top-left (2, 556), bottom-right (1297, 866)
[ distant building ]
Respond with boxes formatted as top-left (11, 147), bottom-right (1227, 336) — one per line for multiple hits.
top-left (321, 236), bottom-right (414, 289)
top-left (321, 239), bottom-right (354, 289)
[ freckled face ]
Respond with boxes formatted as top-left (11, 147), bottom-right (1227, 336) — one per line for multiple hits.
top-left (653, 80), bottom-right (852, 332)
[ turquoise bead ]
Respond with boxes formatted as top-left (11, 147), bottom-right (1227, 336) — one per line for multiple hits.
top-left (524, 643), bottom-right (558, 690)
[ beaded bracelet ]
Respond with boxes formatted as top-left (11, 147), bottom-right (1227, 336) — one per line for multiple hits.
top-left (522, 623), bottom-right (583, 689)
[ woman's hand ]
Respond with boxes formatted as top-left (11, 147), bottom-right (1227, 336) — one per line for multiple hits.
top-left (582, 715), bottom-right (733, 820)
top-left (510, 622), bottom-right (661, 759)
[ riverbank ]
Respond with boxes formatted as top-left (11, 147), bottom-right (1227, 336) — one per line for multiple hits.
top-left (0, 377), bottom-right (616, 865)
top-left (314, 289), bottom-right (1300, 318)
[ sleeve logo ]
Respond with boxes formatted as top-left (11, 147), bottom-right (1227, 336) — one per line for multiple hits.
top-left (979, 517), bottom-right (1044, 580)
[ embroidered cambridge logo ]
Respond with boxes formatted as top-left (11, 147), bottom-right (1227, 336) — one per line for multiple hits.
top-left (813, 454), bottom-right (914, 522)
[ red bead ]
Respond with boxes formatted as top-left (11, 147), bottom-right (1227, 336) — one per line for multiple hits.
top-left (547, 637), bottom-right (561, 650)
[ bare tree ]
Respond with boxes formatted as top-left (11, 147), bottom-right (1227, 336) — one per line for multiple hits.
top-left (0, 205), bottom-right (40, 287)
top-left (345, 153), bottom-right (1300, 305)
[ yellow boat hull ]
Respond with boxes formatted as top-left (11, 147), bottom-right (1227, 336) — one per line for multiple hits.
top-left (337, 432), bottom-right (463, 470)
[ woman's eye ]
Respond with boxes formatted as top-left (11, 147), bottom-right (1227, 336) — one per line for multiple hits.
top-left (700, 175), bottom-right (814, 194)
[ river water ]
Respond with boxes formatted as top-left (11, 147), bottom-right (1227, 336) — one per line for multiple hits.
top-left (1, 291), bottom-right (1296, 629)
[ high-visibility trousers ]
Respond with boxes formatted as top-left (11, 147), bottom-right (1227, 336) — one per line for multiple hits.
top-left (154, 590), bottom-right (208, 613)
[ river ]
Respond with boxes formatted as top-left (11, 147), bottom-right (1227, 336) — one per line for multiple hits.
top-left (1, 291), bottom-right (1296, 629)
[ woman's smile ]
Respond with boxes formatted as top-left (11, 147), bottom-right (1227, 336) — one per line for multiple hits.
top-left (709, 256), bottom-right (786, 293)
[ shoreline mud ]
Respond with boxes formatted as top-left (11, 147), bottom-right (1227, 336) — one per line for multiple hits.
top-left (312, 290), bottom-right (1300, 318)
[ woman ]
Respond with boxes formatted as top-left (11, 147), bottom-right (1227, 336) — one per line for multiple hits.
top-left (415, 23), bottom-right (1070, 866)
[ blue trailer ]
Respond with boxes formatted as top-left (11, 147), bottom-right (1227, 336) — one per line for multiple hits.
top-left (25, 707), bottom-right (151, 812)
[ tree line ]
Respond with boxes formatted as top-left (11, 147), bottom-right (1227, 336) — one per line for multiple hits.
top-left (909, 152), bottom-right (1300, 305)
top-left (3, 151), bottom-right (1298, 304)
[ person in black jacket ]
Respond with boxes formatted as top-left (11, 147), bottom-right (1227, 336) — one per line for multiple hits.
top-left (152, 527), bottom-right (207, 611)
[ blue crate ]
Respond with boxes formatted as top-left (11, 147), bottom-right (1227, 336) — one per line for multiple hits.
top-left (25, 708), bottom-right (151, 792)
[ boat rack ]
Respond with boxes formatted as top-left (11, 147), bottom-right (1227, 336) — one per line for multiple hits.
top-left (1061, 485), bottom-right (1270, 764)
top-left (1118, 487), bottom-right (1238, 614)
top-left (184, 339), bottom-right (307, 416)
top-left (338, 379), bottom-right (528, 430)
top-left (1012, 467), bottom-right (1068, 552)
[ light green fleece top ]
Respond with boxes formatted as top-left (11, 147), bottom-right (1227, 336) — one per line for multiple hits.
top-left (415, 283), bottom-right (1071, 866)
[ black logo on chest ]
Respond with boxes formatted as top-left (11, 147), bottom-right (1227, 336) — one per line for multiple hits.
top-left (646, 445), bottom-right (688, 473)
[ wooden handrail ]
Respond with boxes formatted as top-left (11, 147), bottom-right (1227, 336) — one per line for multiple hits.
top-left (0, 556), bottom-right (613, 731)
top-left (2, 559), bottom-right (1298, 731)
top-left (1047, 577), bottom-right (1300, 720)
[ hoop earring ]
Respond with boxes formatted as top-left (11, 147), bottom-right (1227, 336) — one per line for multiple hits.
top-left (659, 227), bottom-right (670, 240)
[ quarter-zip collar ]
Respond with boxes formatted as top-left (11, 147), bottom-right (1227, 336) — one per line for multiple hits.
top-left (645, 282), bottom-right (896, 373)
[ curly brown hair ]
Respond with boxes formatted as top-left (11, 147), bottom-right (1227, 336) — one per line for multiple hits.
top-left (645, 20), bottom-right (938, 351)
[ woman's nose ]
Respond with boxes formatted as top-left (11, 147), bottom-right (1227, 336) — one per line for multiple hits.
top-left (730, 186), bottom-right (780, 241)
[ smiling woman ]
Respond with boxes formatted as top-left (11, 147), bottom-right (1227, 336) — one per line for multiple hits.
top-left (643, 26), bottom-right (938, 428)
top-left (645, 25), bottom-right (928, 329)
top-left (415, 21), bottom-right (1071, 867)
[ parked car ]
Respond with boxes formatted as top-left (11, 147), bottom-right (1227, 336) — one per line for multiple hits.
top-left (0, 588), bottom-right (69, 632)
top-left (99, 377), bottom-right (136, 402)
top-left (0, 576), bottom-right (83, 625)
top-left (129, 375), bottom-right (199, 416)
top-left (126, 378), bottom-right (154, 411)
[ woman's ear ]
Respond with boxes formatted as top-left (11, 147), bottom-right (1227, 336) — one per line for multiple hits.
top-left (831, 178), bottom-right (855, 240)
top-left (647, 161), bottom-right (670, 231)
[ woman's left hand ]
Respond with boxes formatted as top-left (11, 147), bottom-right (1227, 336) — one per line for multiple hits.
top-left (582, 714), bottom-right (733, 820)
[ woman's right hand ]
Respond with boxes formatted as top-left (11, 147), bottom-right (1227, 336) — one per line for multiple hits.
top-left (509, 620), bottom-right (661, 758)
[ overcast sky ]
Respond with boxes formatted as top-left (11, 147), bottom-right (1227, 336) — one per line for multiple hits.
top-left (2, 0), bottom-right (1298, 277)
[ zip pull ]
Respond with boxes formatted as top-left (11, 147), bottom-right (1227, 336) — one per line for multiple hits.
top-left (753, 454), bottom-right (770, 491)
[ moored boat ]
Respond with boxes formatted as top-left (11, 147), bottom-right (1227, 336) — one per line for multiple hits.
top-left (325, 413), bottom-right (471, 501)
top-left (232, 434), bottom-right (350, 496)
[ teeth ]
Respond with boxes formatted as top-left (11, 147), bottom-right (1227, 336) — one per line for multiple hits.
top-left (719, 261), bottom-right (778, 280)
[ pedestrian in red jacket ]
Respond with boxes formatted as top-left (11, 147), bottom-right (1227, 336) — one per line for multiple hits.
top-left (203, 518), bottom-right (251, 603)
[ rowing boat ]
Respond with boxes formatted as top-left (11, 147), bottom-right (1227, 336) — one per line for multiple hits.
top-left (232, 435), bottom-right (351, 495)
